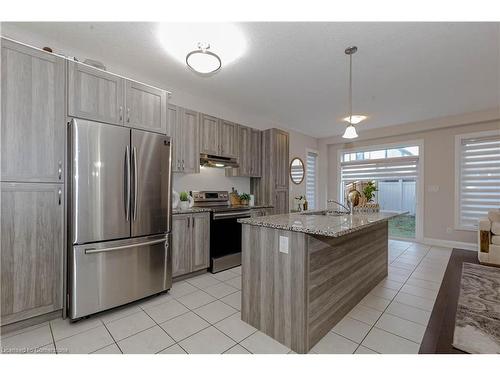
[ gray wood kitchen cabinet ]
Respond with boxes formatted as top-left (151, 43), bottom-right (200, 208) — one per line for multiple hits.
top-left (172, 214), bottom-right (191, 278)
top-left (1, 38), bottom-right (65, 183)
top-left (172, 212), bottom-right (210, 278)
top-left (219, 120), bottom-right (239, 158)
top-left (68, 61), bottom-right (124, 126)
top-left (250, 129), bottom-right (262, 177)
top-left (1, 182), bottom-right (64, 326)
top-left (200, 113), bottom-right (220, 155)
top-left (275, 129), bottom-right (290, 190)
top-left (191, 213), bottom-right (210, 272)
top-left (124, 80), bottom-right (168, 134)
top-left (226, 126), bottom-right (261, 177)
top-left (171, 106), bottom-right (200, 173)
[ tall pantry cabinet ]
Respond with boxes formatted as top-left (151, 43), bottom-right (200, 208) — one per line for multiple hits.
top-left (1, 38), bottom-right (65, 326)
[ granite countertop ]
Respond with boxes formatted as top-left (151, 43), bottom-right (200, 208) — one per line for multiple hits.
top-left (173, 205), bottom-right (273, 215)
top-left (238, 210), bottom-right (407, 237)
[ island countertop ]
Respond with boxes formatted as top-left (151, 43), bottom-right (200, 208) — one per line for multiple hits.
top-left (238, 210), bottom-right (406, 237)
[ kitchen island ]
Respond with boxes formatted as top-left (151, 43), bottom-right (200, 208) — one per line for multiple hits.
top-left (238, 210), bottom-right (405, 353)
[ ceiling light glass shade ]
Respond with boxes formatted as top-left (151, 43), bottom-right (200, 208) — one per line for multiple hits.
top-left (342, 124), bottom-right (359, 139)
top-left (158, 23), bottom-right (246, 68)
top-left (186, 45), bottom-right (221, 74)
top-left (343, 115), bottom-right (367, 124)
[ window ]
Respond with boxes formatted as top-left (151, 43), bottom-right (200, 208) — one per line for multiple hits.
top-left (455, 132), bottom-right (500, 230)
top-left (306, 151), bottom-right (318, 209)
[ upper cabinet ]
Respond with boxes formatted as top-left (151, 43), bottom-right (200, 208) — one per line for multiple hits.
top-left (68, 61), bottom-right (124, 126)
top-left (200, 114), bottom-right (239, 158)
top-left (124, 80), bottom-right (167, 134)
top-left (200, 114), bottom-right (220, 155)
top-left (1, 39), bottom-right (66, 183)
top-left (170, 104), bottom-right (200, 174)
top-left (226, 126), bottom-right (261, 178)
top-left (250, 129), bottom-right (262, 177)
top-left (68, 61), bottom-right (168, 134)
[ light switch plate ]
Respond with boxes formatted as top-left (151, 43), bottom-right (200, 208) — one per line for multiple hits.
top-left (279, 235), bottom-right (289, 254)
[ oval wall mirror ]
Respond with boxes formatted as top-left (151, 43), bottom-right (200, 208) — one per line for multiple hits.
top-left (290, 157), bottom-right (305, 184)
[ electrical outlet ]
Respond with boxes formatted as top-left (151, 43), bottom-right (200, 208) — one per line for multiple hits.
top-left (279, 236), bottom-right (289, 254)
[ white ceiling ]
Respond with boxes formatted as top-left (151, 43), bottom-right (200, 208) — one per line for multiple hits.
top-left (1, 22), bottom-right (499, 137)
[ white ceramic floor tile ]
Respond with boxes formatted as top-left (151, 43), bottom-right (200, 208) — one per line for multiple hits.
top-left (203, 283), bottom-right (238, 299)
top-left (359, 294), bottom-right (391, 312)
top-left (142, 299), bottom-right (189, 324)
top-left (386, 272), bottom-right (409, 283)
top-left (231, 266), bottom-right (242, 275)
top-left (0, 325), bottom-right (53, 353)
top-left (400, 284), bottom-right (438, 300)
top-left (223, 344), bottom-right (251, 354)
top-left (311, 332), bottom-right (358, 354)
top-left (220, 291), bottom-right (241, 310)
top-left (391, 261), bottom-right (416, 271)
top-left (388, 266), bottom-right (413, 277)
top-left (158, 344), bottom-right (187, 354)
top-left (36, 342), bottom-right (57, 354)
top-left (55, 325), bottom-right (114, 354)
top-left (1, 321), bottom-right (49, 339)
top-left (369, 286), bottom-right (398, 300)
top-left (211, 269), bottom-right (239, 281)
top-left (214, 313), bottom-right (257, 342)
top-left (175, 290), bottom-right (216, 309)
top-left (354, 345), bottom-right (379, 354)
top-left (50, 316), bottom-right (102, 341)
top-left (179, 326), bottom-right (236, 354)
top-left (99, 304), bottom-right (143, 324)
top-left (194, 300), bottom-right (237, 324)
top-left (331, 316), bottom-right (372, 344)
top-left (405, 277), bottom-right (441, 291)
top-left (138, 293), bottom-right (173, 310)
top-left (386, 301), bottom-right (431, 326)
top-left (411, 271), bottom-right (443, 283)
top-left (160, 311), bottom-right (210, 341)
top-left (225, 276), bottom-right (242, 290)
top-left (362, 327), bottom-right (420, 354)
top-left (117, 325), bottom-right (175, 354)
top-left (347, 305), bottom-right (383, 325)
top-left (186, 274), bottom-right (221, 289)
top-left (377, 278), bottom-right (404, 291)
top-left (168, 281), bottom-right (198, 298)
top-left (105, 311), bottom-right (156, 341)
top-left (92, 343), bottom-right (122, 354)
top-left (375, 313), bottom-right (426, 343)
top-left (394, 292), bottom-right (435, 312)
top-left (240, 331), bottom-right (289, 354)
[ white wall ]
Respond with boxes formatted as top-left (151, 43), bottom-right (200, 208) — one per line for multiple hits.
top-left (173, 167), bottom-right (250, 195)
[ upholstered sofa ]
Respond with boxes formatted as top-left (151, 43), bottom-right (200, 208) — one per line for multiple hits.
top-left (478, 209), bottom-right (500, 266)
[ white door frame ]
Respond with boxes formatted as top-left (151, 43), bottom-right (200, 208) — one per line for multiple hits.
top-left (337, 139), bottom-right (424, 242)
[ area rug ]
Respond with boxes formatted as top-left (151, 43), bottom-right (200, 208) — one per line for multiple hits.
top-left (453, 262), bottom-right (500, 353)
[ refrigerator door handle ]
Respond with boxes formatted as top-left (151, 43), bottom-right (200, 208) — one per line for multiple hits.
top-left (125, 145), bottom-right (131, 221)
top-left (84, 238), bottom-right (166, 254)
top-left (132, 146), bottom-right (138, 221)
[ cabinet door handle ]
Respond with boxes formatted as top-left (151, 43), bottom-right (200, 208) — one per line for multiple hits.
top-left (127, 107), bottom-right (130, 123)
top-left (58, 188), bottom-right (62, 205)
top-left (192, 217), bottom-right (195, 227)
top-left (58, 161), bottom-right (63, 180)
top-left (119, 106), bottom-right (123, 122)
top-left (187, 217), bottom-right (190, 228)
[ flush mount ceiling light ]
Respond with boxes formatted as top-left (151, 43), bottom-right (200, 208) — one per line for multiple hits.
top-left (343, 115), bottom-right (367, 125)
top-left (342, 46), bottom-right (360, 139)
top-left (186, 42), bottom-right (221, 74)
top-left (158, 23), bottom-right (246, 75)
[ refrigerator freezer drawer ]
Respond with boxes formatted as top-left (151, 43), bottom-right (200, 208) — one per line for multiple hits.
top-left (69, 234), bottom-right (171, 319)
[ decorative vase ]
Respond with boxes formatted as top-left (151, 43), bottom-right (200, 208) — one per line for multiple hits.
top-left (179, 201), bottom-right (190, 210)
top-left (240, 199), bottom-right (248, 206)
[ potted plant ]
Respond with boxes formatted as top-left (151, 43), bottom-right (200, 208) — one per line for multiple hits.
top-left (239, 193), bottom-right (250, 206)
top-left (362, 181), bottom-right (378, 203)
top-left (179, 191), bottom-right (190, 210)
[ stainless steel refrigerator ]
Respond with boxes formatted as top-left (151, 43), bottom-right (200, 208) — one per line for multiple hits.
top-left (68, 119), bottom-right (172, 320)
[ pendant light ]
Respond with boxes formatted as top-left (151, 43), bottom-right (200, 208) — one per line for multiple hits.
top-left (342, 46), bottom-right (359, 139)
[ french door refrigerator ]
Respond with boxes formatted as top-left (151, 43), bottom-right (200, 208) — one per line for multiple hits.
top-left (68, 119), bottom-right (172, 319)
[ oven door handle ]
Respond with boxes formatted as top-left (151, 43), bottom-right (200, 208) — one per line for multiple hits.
top-left (212, 211), bottom-right (252, 220)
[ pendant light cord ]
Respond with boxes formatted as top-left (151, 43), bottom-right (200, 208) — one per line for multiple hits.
top-left (349, 52), bottom-right (352, 124)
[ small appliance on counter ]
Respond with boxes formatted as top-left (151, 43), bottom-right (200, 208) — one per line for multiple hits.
top-left (192, 190), bottom-right (251, 273)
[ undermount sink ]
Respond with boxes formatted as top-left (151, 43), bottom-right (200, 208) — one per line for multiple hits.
top-left (300, 210), bottom-right (349, 216)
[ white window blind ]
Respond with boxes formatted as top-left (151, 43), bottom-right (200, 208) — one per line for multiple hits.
top-left (306, 151), bottom-right (318, 209)
top-left (341, 156), bottom-right (419, 182)
top-left (457, 134), bottom-right (500, 229)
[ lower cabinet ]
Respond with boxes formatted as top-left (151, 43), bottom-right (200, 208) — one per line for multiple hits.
top-left (172, 212), bottom-right (210, 278)
top-left (0, 182), bottom-right (64, 326)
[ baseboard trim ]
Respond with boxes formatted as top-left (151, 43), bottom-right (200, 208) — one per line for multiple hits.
top-left (422, 237), bottom-right (477, 251)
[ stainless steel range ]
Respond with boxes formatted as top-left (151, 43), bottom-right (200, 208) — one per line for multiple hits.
top-left (192, 191), bottom-right (251, 273)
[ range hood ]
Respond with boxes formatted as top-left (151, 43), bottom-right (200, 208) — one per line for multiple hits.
top-left (200, 154), bottom-right (239, 168)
